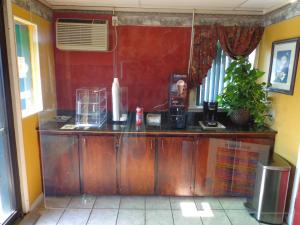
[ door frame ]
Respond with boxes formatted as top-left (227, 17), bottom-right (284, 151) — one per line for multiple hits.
top-left (0, 0), bottom-right (22, 224)
top-left (287, 145), bottom-right (300, 225)
top-left (2, 0), bottom-right (31, 213)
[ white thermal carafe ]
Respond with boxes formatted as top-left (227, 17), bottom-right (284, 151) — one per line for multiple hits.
top-left (112, 77), bottom-right (120, 122)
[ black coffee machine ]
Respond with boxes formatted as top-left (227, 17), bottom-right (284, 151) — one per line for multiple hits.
top-left (203, 101), bottom-right (218, 127)
top-left (168, 74), bottom-right (188, 129)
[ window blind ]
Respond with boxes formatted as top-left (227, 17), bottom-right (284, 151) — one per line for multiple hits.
top-left (196, 44), bottom-right (256, 106)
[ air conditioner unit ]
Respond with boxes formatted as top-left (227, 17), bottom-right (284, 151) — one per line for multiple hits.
top-left (56, 19), bottom-right (109, 51)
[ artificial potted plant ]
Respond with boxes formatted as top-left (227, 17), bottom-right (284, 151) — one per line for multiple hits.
top-left (217, 57), bottom-right (270, 127)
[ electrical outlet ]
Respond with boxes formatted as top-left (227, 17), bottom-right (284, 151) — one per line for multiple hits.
top-left (112, 16), bottom-right (118, 26)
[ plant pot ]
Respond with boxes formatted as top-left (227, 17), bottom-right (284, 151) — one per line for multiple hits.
top-left (230, 109), bottom-right (250, 126)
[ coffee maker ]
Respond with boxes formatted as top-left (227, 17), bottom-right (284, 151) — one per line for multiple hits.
top-left (168, 74), bottom-right (188, 129)
top-left (203, 101), bottom-right (218, 127)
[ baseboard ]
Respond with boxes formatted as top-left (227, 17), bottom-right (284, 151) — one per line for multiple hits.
top-left (29, 193), bottom-right (44, 211)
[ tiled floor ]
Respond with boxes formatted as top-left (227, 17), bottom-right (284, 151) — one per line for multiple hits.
top-left (17, 196), bottom-right (277, 225)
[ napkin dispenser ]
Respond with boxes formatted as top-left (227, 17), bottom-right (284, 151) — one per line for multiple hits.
top-left (146, 113), bottom-right (162, 126)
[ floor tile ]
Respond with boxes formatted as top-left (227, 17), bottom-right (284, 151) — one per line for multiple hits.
top-left (44, 196), bottom-right (72, 208)
top-left (194, 197), bottom-right (222, 210)
top-left (94, 196), bottom-right (121, 209)
top-left (120, 196), bottom-right (145, 209)
top-left (226, 210), bottom-right (260, 225)
top-left (117, 209), bottom-right (145, 225)
top-left (218, 197), bottom-right (247, 210)
top-left (172, 210), bottom-right (203, 225)
top-left (259, 222), bottom-right (287, 225)
top-left (35, 208), bottom-right (64, 225)
top-left (146, 210), bottom-right (173, 225)
top-left (68, 195), bottom-right (96, 209)
top-left (57, 209), bottom-right (91, 225)
top-left (17, 196), bottom-right (268, 225)
top-left (170, 197), bottom-right (196, 210)
top-left (201, 210), bottom-right (231, 225)
top-left (87, 209), bottom-right (118, 225)
top-left (175, 198), bottom-right (214, 219)
top-left (146, 196), bottom-right (170, 209)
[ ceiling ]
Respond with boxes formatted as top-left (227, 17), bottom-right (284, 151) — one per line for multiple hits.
top-left (41, 0), bottom-right (295, 15)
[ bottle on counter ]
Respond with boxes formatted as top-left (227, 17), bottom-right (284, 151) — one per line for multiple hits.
top-left (136, 106), bottom-right (143, 126)
top-left (112, 77), bottom-right (120, 122)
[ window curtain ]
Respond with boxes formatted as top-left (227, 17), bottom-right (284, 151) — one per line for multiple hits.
top-left (189, 25), bottom-right (218, 88)
top-left (188, 25), bottom-right (264, 87)
top-left (218, 25), bottom-right (264, 59)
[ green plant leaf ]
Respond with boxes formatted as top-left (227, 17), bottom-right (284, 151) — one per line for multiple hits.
top-left (217, 56), bottom-right (271, 127)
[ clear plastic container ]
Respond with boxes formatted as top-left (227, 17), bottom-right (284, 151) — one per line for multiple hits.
top-left (75, 87), bottom-right (107, 127)
top-left (119, 87), bottom-right (128, 122)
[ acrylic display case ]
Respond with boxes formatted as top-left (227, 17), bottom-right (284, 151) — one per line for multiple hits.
top-left (119, 87), bottom-right (128, 122)
top-left (75, 87), bottom-right (107, 127)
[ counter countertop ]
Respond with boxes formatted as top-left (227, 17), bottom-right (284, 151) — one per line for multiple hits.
top-left (37, 115), bottom-right (277, 137)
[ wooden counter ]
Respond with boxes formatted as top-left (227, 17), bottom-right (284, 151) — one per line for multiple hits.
top-left (38, 120), bottom-right (276, 197)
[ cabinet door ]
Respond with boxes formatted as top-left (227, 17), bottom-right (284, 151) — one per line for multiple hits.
top-left (194, 138), bottom-right (235, 196)
top-left (231, 138), bottom-right (273, 197)
top-left (40, 134), bottom-right (80, 196)
top-left (194, 138), bottom-right (210, 196)
top-left (157, 137), bottom-right (194, 196)
top-left (195, 137), bottom-right (273, 197)
top-left (80, 135), bottom-right (117, 194)
top-left (119, 136), bottom-right (155, 195)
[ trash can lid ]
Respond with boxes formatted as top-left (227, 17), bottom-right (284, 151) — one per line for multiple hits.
top-left (259, 153), bottom-right (291, 171)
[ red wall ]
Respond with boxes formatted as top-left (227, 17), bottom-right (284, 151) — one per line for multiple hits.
top-left (54, 12), bottom-right (191, 111)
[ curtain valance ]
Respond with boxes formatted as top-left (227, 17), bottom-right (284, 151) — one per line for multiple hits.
top-left (218, 25), bottom-right (264, 59)
top-left (188, 25), bottom-right (264, 88)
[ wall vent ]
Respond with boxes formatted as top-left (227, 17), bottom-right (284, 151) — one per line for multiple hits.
top-left (56, 19), bottom-right (109, 51)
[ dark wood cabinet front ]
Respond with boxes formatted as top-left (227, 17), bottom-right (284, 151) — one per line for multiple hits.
top-left (231, 138), bottom-right (273, 197)
top-left (119, 136), bottom-right (155, 195)
top-left (80, 135), bottom-right (117, 194)
top-left (40, 134), bottom-right (80, 196)
top-left (194, 138), bottom-right (210, 196)
top-left (157, 137), bottom-right (195, 196)
top-left (194, 138), bottom-right (236, 196)
top-left (194, 137), bottom-right (273, 197)
top-left (39, 129), bottom-right (275, 197)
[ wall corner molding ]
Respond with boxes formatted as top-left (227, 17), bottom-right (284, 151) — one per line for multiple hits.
top-left (54, 10), bottom-right (264, 27)
top-left (12, 0), bottom-right (300, 27)
top-left (264, 2), bottom-right (300, 26)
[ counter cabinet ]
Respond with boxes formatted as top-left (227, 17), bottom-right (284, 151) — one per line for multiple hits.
top-left (118, 136), bottom-right (155, 195)
top-left (80, 135), bottom-right (117, 194)
top-left (39, 133), bottom-right (274, 197)
top-left (40, 134), bottom-right (80, 196)
top-left (157, 137), bottom-right (195, 196)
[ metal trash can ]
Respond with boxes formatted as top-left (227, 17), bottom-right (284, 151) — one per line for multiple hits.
top-left (245, 153), bottom-right (291, 224)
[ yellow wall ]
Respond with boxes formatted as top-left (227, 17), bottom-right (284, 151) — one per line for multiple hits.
top-left (21, 114), bottom-right (41, 205)
top-left (12, 4), bottom-right (56, 205)
top-left (258, 16), bottom-right (300, 165)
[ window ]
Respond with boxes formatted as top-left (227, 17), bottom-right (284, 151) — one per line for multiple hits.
top-left (196, 43), bottom-right (256, 106)
top-left (14, 17), bottom-right (43, 117)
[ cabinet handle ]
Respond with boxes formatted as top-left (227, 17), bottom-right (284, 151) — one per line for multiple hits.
top-left (80, 137), bottom-right (86, 153)
top-left (82, 137), bottom-right (86, 149)
top-left (115, 136), bottom-right (120, 152)
top-left (161, 139), bottom-right (164, 149)
top-left (150, 139), bottom-right (153, 150)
